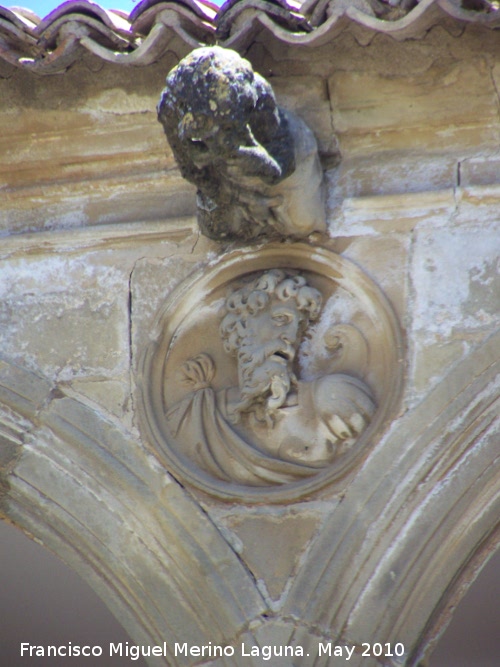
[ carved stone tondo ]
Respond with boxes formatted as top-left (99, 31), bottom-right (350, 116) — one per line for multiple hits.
top-left (157, 46), bottom-right (326, 241)
top-left (139, 245), bottom-right (403, 502)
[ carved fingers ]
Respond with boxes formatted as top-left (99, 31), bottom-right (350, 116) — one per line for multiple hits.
top-left (349, 411), bottom-right (368, 434)
top-left (328, 411), bottom-right (368, 442)
top-left (315, 373), bottom-right (377, 446)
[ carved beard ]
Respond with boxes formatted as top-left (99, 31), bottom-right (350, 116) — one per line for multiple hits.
top-left (231, 340), bottom-right (297, 426)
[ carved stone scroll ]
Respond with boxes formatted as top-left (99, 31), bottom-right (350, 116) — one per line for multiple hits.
top-left (138, 244), bottom-right (403, 503)
top-left (157, 46), bottom-right (326, 242)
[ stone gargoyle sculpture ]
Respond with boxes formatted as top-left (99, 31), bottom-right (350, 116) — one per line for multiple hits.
top-left (157, 47), bottom-right (326, 242)
top-left (166, 269), bottom-right (376, 486)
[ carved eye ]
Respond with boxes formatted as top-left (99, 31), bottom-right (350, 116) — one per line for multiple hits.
top-left (272, 312), bottom-right (292, 326)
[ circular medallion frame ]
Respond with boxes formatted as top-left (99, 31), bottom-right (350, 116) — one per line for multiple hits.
top-left (138, 243), bottom-right (404, 503)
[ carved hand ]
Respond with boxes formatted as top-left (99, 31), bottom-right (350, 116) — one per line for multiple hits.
top-left (315, 373), bottom-right (376, 445)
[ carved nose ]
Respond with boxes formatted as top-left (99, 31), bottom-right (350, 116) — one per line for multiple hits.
top-left (281, 327), bottom-right (298, 345)
top-left (278, 341), bottom-right (295, 361)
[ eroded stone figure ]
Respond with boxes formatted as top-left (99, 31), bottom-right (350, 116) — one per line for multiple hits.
top-left (167, 270), bottom-right (376, 486)
top-left (157, 47), bottom-right (325, 242)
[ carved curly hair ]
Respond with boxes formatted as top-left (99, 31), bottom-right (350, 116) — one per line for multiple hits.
top-left (220, 270), bottom-right (322, 355)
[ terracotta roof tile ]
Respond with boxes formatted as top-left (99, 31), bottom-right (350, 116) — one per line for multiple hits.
top-left (1, 0), bottom-right (500, 73)
top-left (130, 0), bottom-right (218, 23)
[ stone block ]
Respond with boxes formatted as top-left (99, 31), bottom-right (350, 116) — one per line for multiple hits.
top-left (130, 249), bottom-right (213, 377)
top-left (1, 111), bottom-right (163, 178)
top-left (1, 157), bottom-right (195, 234)
top-left (409, 225), bottom-right (500, 401)
top-left (0, 109), bottom-right (167, 200)
top-left (70, 378), bottom-right (132, 426)
top-left (221, 512), bottom-right (321, 601)
top-left (330, 154), bottom-right (457, 199)
top-left (460, 156), bottom-right (500, 188)
top-left (329, 60), bottom-right (500, 156)
top-left (0, 438), bottom-right (19, 471)
top-left (0, 255), bottom-right (129, 382)
top-left (328, 188), bottom-right (456, 236)
top-left (272, 76), bottom-right (338, 156)
top-left (334, 235), bottom-right (410, 326)
top-left (0, 358), bottom-right (53, 419)
top-left (250, 27), bottom-right (442, 79)
top-left (0, 69), bottom-right (196, 234)
top-left (455, 185), bottom-right (500, 227)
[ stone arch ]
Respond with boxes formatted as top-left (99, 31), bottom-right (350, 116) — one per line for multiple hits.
top-left (286, 331), bottom-right (500, 665)
top-left (1, 329), bottom-right (498, 666)
top-left (0, 357), bottom-right (266, 666)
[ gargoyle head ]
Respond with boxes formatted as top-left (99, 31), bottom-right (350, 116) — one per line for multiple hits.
top-left (157, 47), bottom-right (296, 241)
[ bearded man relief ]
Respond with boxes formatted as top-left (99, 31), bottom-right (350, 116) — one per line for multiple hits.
top-left (157, 47), bottom-right (326, 242)
top-left (166, 270), bottom-right (376, 487)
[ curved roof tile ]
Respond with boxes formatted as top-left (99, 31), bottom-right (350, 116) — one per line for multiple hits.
top-left (1, 0), bottom-right (499, 73)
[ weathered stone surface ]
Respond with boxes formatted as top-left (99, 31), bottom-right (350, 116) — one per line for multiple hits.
top-left (70, 378), bottom-right (132, 426)
top-left (221, 512), bottom-right (322, 601)
top-left (329, 60), bottom-right (500, 156)
top-left (1, 19), bottom-right (500, 667)
top-left (286, 333), bottom-right (500, 662)
top-left (130, 252), bottom-right (212, 376)
top-left (460, 155), bottom-right (500, 187)
top-left (249, 26), bottom-right (445, 79)
top-left (139, 244), bottom-right (402, 502)
top-left (0, 406), bottom-right (26, 495)
top-left (0, 255), bottom-right (129, 381)
top-left (157, 47), bottom-right (326, 241)
top-left (0, 53), bottom-right (192, 236)
top-left (409, 225), bottom-right (500, 402)
top-left (1, 366), bottom-right (267, 665)
top-left (1, 174), bottom-right (196, 234)
top-left (333, 189), bottom-right (456, 235)
top-left (329, 154), bottom-right (458, 200)
top-left (455, 184), bottom-right (500, 226)
top-left (334, 235), bottom-right (410, 325)
top-left (271, 76), bottom-right (339, 157)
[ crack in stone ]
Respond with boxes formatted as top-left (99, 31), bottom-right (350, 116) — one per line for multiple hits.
top-left (127, 257), bottom-right (146, 424)
top-left (487, 60), bottom-right (500, 125)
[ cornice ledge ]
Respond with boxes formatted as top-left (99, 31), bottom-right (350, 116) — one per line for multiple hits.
top-left (0, 218), bottom-right (198, 260)
top-left (4, 184), bottom-right (500, 248)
